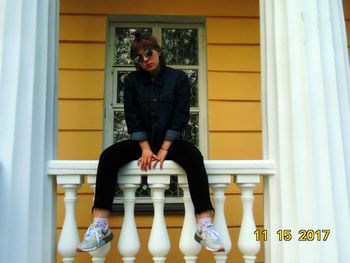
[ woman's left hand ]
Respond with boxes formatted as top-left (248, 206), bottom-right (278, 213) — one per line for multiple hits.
top-left (153, 148), bottom-right (168, 169)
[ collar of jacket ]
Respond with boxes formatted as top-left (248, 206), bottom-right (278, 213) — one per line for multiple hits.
top-left (137, 66), bottom-right (166, 86)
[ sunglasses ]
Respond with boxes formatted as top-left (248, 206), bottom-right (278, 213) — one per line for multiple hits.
top-left (134, 48), bottom-right (153, 64)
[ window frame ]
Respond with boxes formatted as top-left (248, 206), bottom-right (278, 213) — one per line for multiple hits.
top-left (103, 18), bottom-right (208, 213)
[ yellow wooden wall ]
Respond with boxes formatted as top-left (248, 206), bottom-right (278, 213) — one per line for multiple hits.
top-left (57, 0), bottom-right (350, 262)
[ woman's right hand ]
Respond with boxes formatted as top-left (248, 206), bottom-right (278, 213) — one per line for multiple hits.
top-left (137, 141), bottom-right (158, 171)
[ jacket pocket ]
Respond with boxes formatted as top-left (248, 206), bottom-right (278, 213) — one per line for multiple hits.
top-left (159, 94), bottom-right (175, 126)
top-left (159, 94), bottom-right (175, 102)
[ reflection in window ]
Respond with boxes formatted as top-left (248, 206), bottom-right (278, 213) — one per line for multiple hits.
top-left (162, 28), bottom-right (198, 65)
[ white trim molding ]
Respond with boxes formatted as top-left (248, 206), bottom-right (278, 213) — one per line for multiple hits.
top-left (260, 0), bottom-right (350, 262)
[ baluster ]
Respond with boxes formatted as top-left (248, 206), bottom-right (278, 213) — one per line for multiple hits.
top-left (87, 175), bottom-right (111, 263)
top-left (117, 175), bottom-right (142, 263)
top-left (57, 175), bottom-right (83, 263)
top-left (178, 175), bottom-right (201, 263)
top-left (89, 244), bottom-right (111, 263)
top-left (148, 175), bottom-right (171, 263)
top-left (235, 175), bottom-right (260, 263)
top-left (209, 175), bottom-right (232, 263)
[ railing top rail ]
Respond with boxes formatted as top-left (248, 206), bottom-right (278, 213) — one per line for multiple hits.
top-left (48, 160), bottom-right (275, 176)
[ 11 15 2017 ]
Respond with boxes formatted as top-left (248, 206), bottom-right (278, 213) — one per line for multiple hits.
top-left (254, 229), bottom-right (330, 241)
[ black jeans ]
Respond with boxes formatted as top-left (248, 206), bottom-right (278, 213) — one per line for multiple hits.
top-left (93, 140), bottom-right (214, 214)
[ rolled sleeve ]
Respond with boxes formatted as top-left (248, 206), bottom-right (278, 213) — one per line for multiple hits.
top-left (164, 129), bottom-right (181, 141)
top-left (131, 131), bottom-right (148, 141)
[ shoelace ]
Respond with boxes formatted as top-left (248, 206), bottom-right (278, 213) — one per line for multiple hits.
top-left (203, 224), bottom-right (220, 240)
top-left (84, 224), bottom-right (102, 245)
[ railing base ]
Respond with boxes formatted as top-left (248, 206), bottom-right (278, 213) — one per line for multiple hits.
top-left (62, 258), bottom-right (75, 263)
top-left (214, 255), bottom-right (227, 263)
top-left (184, 256), bottom-right (197, 263)
top-left (152, 256), bottom-right (166, 263)
top-left (243, 255), bottom-right (256, 263)
top-left (122, 257), bottom-right (136, 263)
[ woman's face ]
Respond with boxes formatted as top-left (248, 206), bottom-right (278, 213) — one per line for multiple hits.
top-left (135, 48), bottom-right (161, 76)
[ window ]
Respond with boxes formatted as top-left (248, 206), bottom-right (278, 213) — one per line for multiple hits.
top-left (104, 21), bottom-right (207, 213)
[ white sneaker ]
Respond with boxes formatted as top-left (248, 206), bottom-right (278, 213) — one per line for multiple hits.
top-left (76, 223), bottom-right (113, 252)
top-left (194, 224), bottom-right (225, 252)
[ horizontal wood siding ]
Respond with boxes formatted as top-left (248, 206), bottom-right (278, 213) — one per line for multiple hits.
top-left (58, 14), bottom-right (106, 160)
top-left (60, 0), bottom-right (259, 17)
top-left (206, 15), bottom-right (262, 165)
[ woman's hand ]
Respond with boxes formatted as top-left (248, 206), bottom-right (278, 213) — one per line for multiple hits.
top-left (153, 148), bottom-right (168, 169)
top-left (137, 140), bottom-right (158, 171)
top-left (138, 148), bottom-right (158, 171)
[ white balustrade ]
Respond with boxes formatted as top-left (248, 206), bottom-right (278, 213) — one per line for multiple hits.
top-left (148, 175), bottom-right (171, 263)
top-left (89, 244), bottom-right (111, 263)
top-left (87, 175), bottom-right (111, 263)
top-left (48, 160), bottom-right (275, 263)
top-left (178, 175), bottom-right (202, 263)
top-left (235, 175), bottom-right (261, 263)
top-left (56, 175), bottom-right (83, 263)
top-left (209, 175), bottom-right (232, 263)
top-left (117, 175), bottom-right (142, 263)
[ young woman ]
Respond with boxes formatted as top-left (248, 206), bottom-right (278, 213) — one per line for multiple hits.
top-left (77, 31), bottom-right (224, 253)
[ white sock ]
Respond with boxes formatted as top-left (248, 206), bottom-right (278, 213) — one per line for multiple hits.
top-left (93, 217), bottom-right (108, 229)
top-left (198, 217), bottom-right (212, 230)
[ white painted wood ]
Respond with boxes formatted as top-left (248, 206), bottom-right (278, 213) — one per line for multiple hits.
top-left (260, 0), bottom-right (350, 262)
top-left (48, 160), bottom-right (275, 176)
top-left (148, 175), bottom-right (171, 263)
top-left (209, 175), bottom-right (232, 263)
top-left (118, 177), bottom-right (142, 263)
top-left (236, 175), bottom-right (260, 263)
top-left (90, 244), bottom-right (111, 263)
top-left (0, 0), bottom-right (59, 261)
top-left (57, 175), bottom-right (83, 263)
top-left (178, 176), bottom-right (201, 263)
top-left (86, 176), bottom-right (111, 263)
top-left (49, 161), bottom-right (276, 262)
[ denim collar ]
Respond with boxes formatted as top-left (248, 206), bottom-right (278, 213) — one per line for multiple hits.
top-left (137, 66), bottom-right (166, 86)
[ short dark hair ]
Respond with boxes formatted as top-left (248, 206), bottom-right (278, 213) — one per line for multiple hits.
top-left (130, 30), bottom-right (166, 71)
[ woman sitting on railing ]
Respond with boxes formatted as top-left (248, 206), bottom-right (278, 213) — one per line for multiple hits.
top-left (77, 30), bottom-right (224, 253)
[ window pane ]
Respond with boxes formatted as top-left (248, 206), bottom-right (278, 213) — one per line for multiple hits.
top-left (115, 175), bottom-right (183, 199)
top-left (165, 176), bottom-right (183, 197)
top-left (183, 69), bottom-right (198, 107)
top-left (113, 111), bottom-right (130, 142)
top-left (135, 176), bottom-right (151, 197)
top-left (114, 28), bottom-right (152, 66)
top-left (115, 71), bottom-right (131, 104)
top-left (183, 112), bottom-right (199, 147)
top-left (162, 28), bottom-right (198, 65)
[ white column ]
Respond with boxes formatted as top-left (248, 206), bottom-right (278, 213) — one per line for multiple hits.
top-left (57, 175), bottom-right (83, 263)
top-left (0, 0), bottom-right (59, 262)
top-left (118, 175), bottom-right (142, 263)
top-left (261, 0), bottom-right (350, 262)
top-left (235, 175), bottom-right (260, 263)
top-left (178, 175), bottom-right (201, 263)
top-left (148, 175), bottom-right (171, 263)
top-left (209, 175), bottom-right (232, 263)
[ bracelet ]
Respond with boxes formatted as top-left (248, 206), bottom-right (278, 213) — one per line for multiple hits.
top-left (161, 147), bottom-right (169, 151)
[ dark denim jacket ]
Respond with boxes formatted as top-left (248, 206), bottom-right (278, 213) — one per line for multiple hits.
top-left (123, 66), bottom-right (190, 152)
